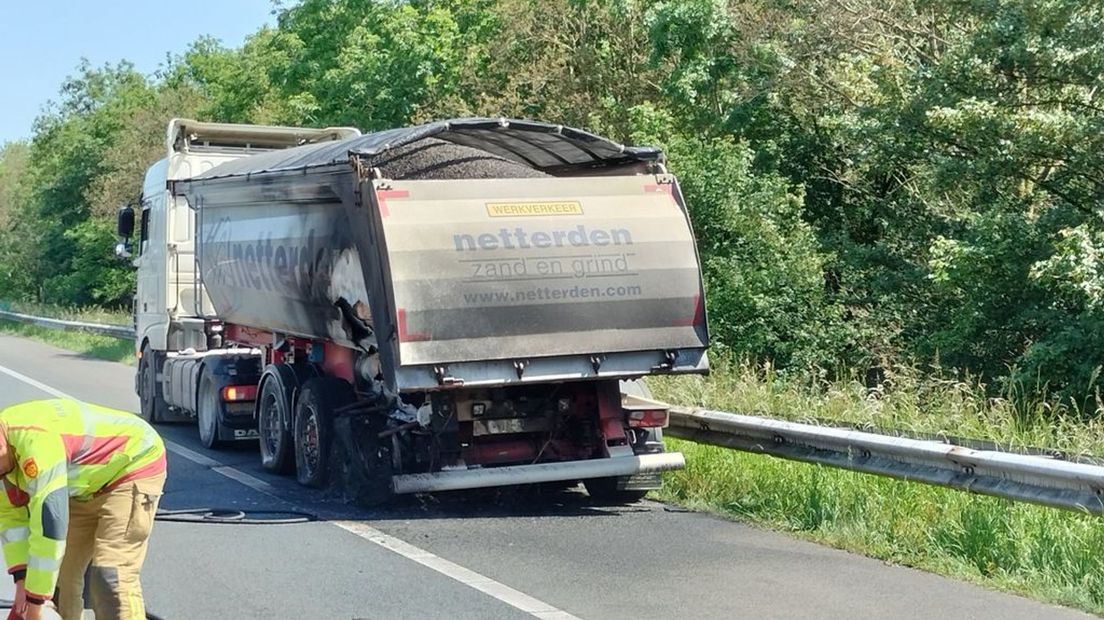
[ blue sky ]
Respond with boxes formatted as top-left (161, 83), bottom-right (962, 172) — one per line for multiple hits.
top-left (0, 1), bottom-right (276, 144)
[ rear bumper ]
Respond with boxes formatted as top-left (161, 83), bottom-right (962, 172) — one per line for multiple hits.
top-left (391, 452), bottom-right (685, 494)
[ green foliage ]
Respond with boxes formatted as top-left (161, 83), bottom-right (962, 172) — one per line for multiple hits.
top-left (619, 105), bottom-right (848, 368)
top-left (2, 0), bottom-right (1103, 407)
top-left (0, 60), bottom-right (199, 308)
top-left (41, 219), bottom-right (135, 307)
top-left (0, 142), bottom-right (35, 297)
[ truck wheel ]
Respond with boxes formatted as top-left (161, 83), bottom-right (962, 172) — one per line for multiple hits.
top-left (583, 478), bottom-right (648, 504)
top-left (258, 378), bottom-right (295, 474)
top-left (138, 345), bottom-right (169, 424)
top-left (196, 369), bottom-right (225, 449)
top-left (333, 411), bottom-right (393, 506)
top-left (294, 377), bottom-right (354, 488)
top-left (585, 427), bottom-right (665, 504)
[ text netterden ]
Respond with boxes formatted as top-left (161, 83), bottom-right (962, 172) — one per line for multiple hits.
top-left (453, 225), bottom-right (633, 251)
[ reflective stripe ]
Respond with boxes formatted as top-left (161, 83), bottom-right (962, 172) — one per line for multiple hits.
top-left (76, 403), bottom-right (100, 461)
top-left (28, 554), bottom-right (61, 572)
top-left (59, 402), bottom-right (137, 466)
top-left (138, 432), bottom-right (156, 453)
top-left (24, 463), bottom-right (66, 495)
top-left (0, 527), bottom-right (29, 544)
top-left (49, 401), bottom-right (67, 419)
top-left (66, 465), bottom-right (81, 493)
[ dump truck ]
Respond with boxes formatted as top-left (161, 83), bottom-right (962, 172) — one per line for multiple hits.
top-left (119, 117), bottom-right (709, 503)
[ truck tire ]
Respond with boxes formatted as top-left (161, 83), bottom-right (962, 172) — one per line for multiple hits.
top-left (585, 427), bottom-right (665, 505)
top-left (196, 368), bottom-right (225, 449)
top-left (138, 345), bottom-right (169, 424)
top-left (294, 377), bottom-right (354, 488)
top-left (583, 477), bottom-right (649, 504)
top-left (333, 411), bottom-right (393, 506)
top-left (258, 377), bottom-right (295, 474)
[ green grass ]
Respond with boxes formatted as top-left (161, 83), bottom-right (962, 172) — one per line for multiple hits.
top-left (649, 359), bottom-right (1104, 616)
top-left (0, 300), bottom-right (130, 326)
top-left (651, 358), bottom-right (1104, 455)
top-left (0, 320), bottom-right (135, 365)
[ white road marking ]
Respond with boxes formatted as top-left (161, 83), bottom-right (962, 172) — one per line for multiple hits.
top-left (0, 364), bottom-right (72, 398)
top-left (334, 520), bottom-right (581, 620)
top-left (0, 360), bottom-right (584, 620)
top-left (157, 440), bottom-right (221, 468)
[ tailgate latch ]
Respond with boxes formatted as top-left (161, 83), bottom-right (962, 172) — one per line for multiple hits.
top-left (651, 350), bottom-right (678, 372)
top-left (433, 365), bottom-right (463, 387)
top-left (513, 359), bottom-right (529, 379)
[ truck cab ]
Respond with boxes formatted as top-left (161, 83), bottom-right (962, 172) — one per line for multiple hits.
top-left (125, 119), bottom-right (361, 424)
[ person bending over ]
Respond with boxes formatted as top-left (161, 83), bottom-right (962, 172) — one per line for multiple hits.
top-left (0, 399), bottom-right (166, 620)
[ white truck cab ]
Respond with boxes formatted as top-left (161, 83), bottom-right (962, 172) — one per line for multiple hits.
top-left (120, 119), bottom-right (360, 424)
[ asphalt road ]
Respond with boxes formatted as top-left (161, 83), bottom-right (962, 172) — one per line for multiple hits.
top-left (0, 334), bottom-right (1089, 619)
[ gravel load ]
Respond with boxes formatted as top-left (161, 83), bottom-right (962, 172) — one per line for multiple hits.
top-left (361, 137), bottom-right (550, 180)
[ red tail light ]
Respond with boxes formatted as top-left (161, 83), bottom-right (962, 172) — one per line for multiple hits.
top-left (221, 385), bottom-right (258, 402)
top-left (626, 409), bottom-right (669, 428)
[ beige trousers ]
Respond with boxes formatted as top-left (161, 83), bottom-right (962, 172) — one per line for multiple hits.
top-left (57, 474), bottom-right (165, 620)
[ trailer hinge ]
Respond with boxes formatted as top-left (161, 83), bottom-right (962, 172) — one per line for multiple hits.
top-left (434, 365), bottom-right (463, 387)
top-left (513, 359), bottom-right (529, 379)
top-left (651, 350), bottom-right (678, 372)
top-left (350, 154), bottom-right (370, 181)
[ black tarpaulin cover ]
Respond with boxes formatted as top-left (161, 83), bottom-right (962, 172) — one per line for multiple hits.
top-left (197, 117), bottom-right (663, 179)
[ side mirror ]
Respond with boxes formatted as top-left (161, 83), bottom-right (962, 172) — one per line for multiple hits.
top-left (117, 205), bottom-right (135, 239)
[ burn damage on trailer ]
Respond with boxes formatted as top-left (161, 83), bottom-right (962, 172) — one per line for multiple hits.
top-left (175, 118), bottom-right (707, 502)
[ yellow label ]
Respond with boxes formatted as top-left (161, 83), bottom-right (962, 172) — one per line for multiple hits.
top-left (486, 201), bottom-right (583, 217)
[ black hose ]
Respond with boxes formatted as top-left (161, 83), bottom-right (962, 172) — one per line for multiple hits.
top-left (142, 508), bottom-right (320, 619)
top-left (155, 508), bottom-right (316, 525)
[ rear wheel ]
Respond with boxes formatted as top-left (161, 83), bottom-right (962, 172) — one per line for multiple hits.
top-left (138, 345), bottom-right (168, 424)
top-left (585, 427), bottom-right (664, 505)
top-left (294, 377), bottom-right (355, 488)
top-left (583, 478), bottom-right (649, 504)
top-left (196, 369), bottom-right (225, 449)
top-left (258, 377), bottom-right (295, 474)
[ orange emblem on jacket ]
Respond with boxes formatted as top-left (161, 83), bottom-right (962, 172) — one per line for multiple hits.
top-left (21, 458), bottom-right (38, 479)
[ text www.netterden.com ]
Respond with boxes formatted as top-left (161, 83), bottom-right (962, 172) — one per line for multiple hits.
top-left (463, 284), bottom-right (644, 305)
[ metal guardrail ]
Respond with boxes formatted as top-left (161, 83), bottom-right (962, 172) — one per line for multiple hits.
top-left (3, 308), bottom-right (1102, 515)
top-left (0, 309), bottom-right (135, 341)
top-left (667, 408), bottom-right (1104, 515)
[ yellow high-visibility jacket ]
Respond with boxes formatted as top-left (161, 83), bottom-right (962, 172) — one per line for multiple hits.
top-left (0, 399), bottom-right (166, 603)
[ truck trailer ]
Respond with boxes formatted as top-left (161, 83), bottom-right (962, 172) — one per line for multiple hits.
top-left (120, 117), bottom-right (709, 503)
